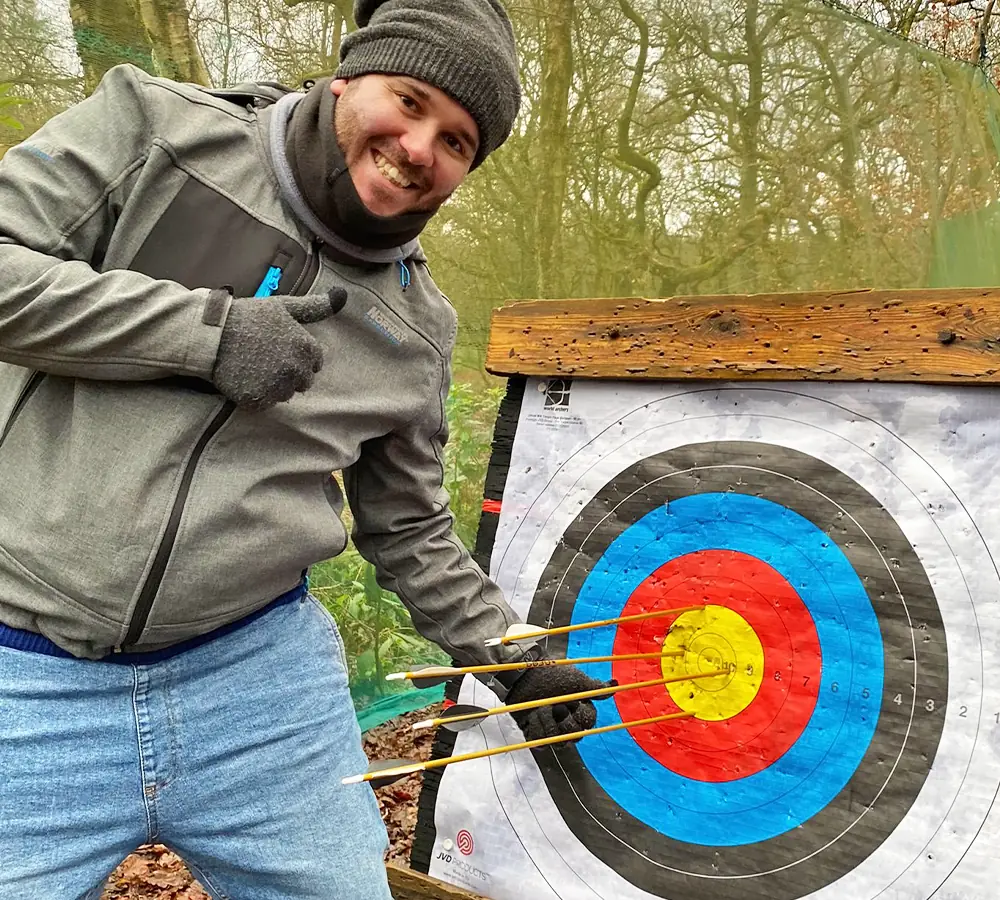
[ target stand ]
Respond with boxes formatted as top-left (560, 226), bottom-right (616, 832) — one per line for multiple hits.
top-left (409, 289), bottom-right (1000, 900)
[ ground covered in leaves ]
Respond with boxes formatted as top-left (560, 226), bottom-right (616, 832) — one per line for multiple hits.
top-left (100, 703), bottom-right (442, 899)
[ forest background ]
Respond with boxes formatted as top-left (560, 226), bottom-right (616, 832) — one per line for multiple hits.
top-left (3, 0), bottom-right (1000, 723)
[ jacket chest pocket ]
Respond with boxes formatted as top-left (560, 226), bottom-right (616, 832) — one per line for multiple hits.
top-left (127, 175), bottom-right (316, 297)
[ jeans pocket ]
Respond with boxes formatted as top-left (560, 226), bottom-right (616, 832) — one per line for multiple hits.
top-left (307, 594), bottom-right (350, 673)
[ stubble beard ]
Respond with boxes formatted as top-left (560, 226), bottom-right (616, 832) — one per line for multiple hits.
top-left (334, 98), bottom-right (450, 216)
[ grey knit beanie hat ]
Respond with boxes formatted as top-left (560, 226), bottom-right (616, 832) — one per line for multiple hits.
top-left (337, 0), bottom-right (521, 169)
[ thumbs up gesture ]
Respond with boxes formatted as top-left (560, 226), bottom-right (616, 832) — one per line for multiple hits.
top-left (210, 287), bottom-right (347, 412)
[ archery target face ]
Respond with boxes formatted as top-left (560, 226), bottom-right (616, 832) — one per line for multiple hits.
top-left (432, 382), bottom-right (1000, 900)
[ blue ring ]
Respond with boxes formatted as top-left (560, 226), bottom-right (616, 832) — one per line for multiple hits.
top-left (567, 493), bottom-right (883, 846)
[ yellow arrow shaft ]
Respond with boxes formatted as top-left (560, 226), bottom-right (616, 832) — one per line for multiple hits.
top-left (399, 650), bottom-right (683, 682)
top-left (501, 605), bottom-right (702, 644)
top-left (360, 710), bottom-right (696, 783)
top-left (426, 669), bottom-right (728, 729)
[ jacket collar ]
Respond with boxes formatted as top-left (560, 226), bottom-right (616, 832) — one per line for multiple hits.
top-left (265, 92), bottom-right (425, 266)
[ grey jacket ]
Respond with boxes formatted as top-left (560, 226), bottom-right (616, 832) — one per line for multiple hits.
top-left (0, 64), bottom-right (523, 675)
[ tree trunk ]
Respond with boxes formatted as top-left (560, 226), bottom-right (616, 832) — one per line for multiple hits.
top-left (137, 0), bottom-right (211, 85)
top-left (739, 0), bottom-right (762, 225)
top-left (330, 4), bottom-right (346, 68)
top-left (324, 0), bottom-right (352, 74)
top-left (68, 0), bottom-right (154, 94)
top-left (534, 0), bottom-right (574, 298)
top-left (736, 0), bottom-right (763, 285)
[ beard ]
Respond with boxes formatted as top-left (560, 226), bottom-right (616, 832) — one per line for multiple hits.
top-left (334, 90), bottom-right (453, 217)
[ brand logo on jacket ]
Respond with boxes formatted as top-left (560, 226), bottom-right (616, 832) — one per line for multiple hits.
top-left (365, 305), bottom-right (406, 345)
top-left (18, 142), bottom-right (57, 163)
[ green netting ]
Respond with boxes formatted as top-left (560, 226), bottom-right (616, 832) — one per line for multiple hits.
top-left (3, 0), bottom-right (1000, 728)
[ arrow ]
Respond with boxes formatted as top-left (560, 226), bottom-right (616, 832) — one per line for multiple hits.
top-left (485, 605), bottom-right (702, 646)
top-left (386, 651), bottom-right (685, 688)
top-left (343, 709), bottom-right (697, 787)
top-left (411, 668), bottom-right (728, 732)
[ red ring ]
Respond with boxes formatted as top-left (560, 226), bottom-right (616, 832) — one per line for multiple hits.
top-left (608, 550), bottom-right (821, 782)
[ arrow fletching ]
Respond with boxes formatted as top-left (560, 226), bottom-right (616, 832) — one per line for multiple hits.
top-left (429, 704), bottom-right (501, 733)
top-left (386, 664), bottom-right (463, 688)
top-left (484, 623), bottom-right (546, 647)
top-left (342, 757), bottom-right (422, 787)
top-left (409, 672), bottom-right (459, 688)
top-left (413, 704), bottom-right (486, 732)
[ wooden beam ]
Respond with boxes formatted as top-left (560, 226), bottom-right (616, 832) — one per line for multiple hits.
top-left (387, 863), bottom-right (488, 900)
top-left (484, 288), bottom-right (1000, 382)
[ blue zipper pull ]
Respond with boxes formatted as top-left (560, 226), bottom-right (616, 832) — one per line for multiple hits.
top-left (254, 250), bottom-right (293, 298)
top-left (254, 266), bottom-right (283, 298)
top-left (399, 260), bottom-right (411, 291)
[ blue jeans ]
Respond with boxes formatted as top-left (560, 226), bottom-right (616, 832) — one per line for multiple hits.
top-left (0, 595), bottom-right (393, 900)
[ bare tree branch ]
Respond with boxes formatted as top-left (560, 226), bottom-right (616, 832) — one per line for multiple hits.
top-left (615, 0), bottom-right (660, 233)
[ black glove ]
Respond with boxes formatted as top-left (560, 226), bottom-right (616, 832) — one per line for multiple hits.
top-left (505, 659), bottom-right (616, 743)
top-left (211, 287), bottom-right (347, 412)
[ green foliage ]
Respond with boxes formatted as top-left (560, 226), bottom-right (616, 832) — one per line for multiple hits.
top-left (441, 380), bottom-right (505, 548)
top-left (309, 381), bottom-right (503, 708)
top-left (310, 543), bottom-right (446, 708)
top-left (0, 0), bottom-right (81, 155)
top-left (0, 85), bottom-right (28, 131)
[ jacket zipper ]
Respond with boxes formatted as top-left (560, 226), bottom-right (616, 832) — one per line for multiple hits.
top-left (0, 371), bottom-right (44, 448)
top-left (291, 239), bottom-right (321, 293)
top-left (119, 238), bottom-right (322, 650)
top-left (119, 400), bottom-right (236, 649)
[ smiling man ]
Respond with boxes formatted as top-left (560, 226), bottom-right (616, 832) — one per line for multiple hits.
top-left (0, 0), bottom-right (608, 897)
top-left (332, 74), bottom-right (479, 214)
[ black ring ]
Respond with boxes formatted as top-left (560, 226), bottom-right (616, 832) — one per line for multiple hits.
top-left (522, 441), bottom-right (947, 900)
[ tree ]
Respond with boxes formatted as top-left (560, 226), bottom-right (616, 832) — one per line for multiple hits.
top-left (533, 0), bottom-right (574, 298)
top-left (840, 0), bottom-right (1000, 84)
top-left (17, 0), bottom-right (1000, 354)
top-left (188, 0), bottom-right (353, 86)
top-left (68, 0), bottom-right (156, 92)
top-left (67, 0), bottom-right (210, 94)
top-left (0, 0), bottom-right (82, 154)
top-left (137, 0), bottom-right (212, 83)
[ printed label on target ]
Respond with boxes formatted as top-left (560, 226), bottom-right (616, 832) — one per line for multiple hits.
top-left (422, 380), bottom-right (1000, 900)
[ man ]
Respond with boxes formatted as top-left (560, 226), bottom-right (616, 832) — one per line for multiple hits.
top-left (0, 0), bottom-right (607, 897)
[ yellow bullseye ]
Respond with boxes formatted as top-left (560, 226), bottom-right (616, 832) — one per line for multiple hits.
top-left (661, 605), bottom-right (765, 721)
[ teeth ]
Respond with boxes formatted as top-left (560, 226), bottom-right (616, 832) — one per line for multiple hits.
top-left (375, 151), bottom-right (413, 188)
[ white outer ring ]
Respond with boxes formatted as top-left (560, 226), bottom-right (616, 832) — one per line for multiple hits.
top-left (436, 383), bottom-right (1000, 900)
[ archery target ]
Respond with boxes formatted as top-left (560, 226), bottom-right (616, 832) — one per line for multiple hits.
top-left (426, 382), bottom-right (1000, 900)
top-left (529, 442), bottom-right (936, 881)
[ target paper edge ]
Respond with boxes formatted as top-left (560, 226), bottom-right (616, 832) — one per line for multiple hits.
top-left (413, 377), bottom-right (993, 900)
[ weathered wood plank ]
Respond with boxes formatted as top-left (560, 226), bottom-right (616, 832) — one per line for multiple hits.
top-left (387, 863), bottom-right (488, 900)
top-left (484, 288), bottom-right (1000, 382)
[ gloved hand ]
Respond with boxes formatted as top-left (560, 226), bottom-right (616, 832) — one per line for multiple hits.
top-left (211, 287), bottom-right (347, 412)
top-left (505, 660), bottom-right (616, 743)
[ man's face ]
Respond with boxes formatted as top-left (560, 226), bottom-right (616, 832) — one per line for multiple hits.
top-left (331, 74), bottom-right (480, 218)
